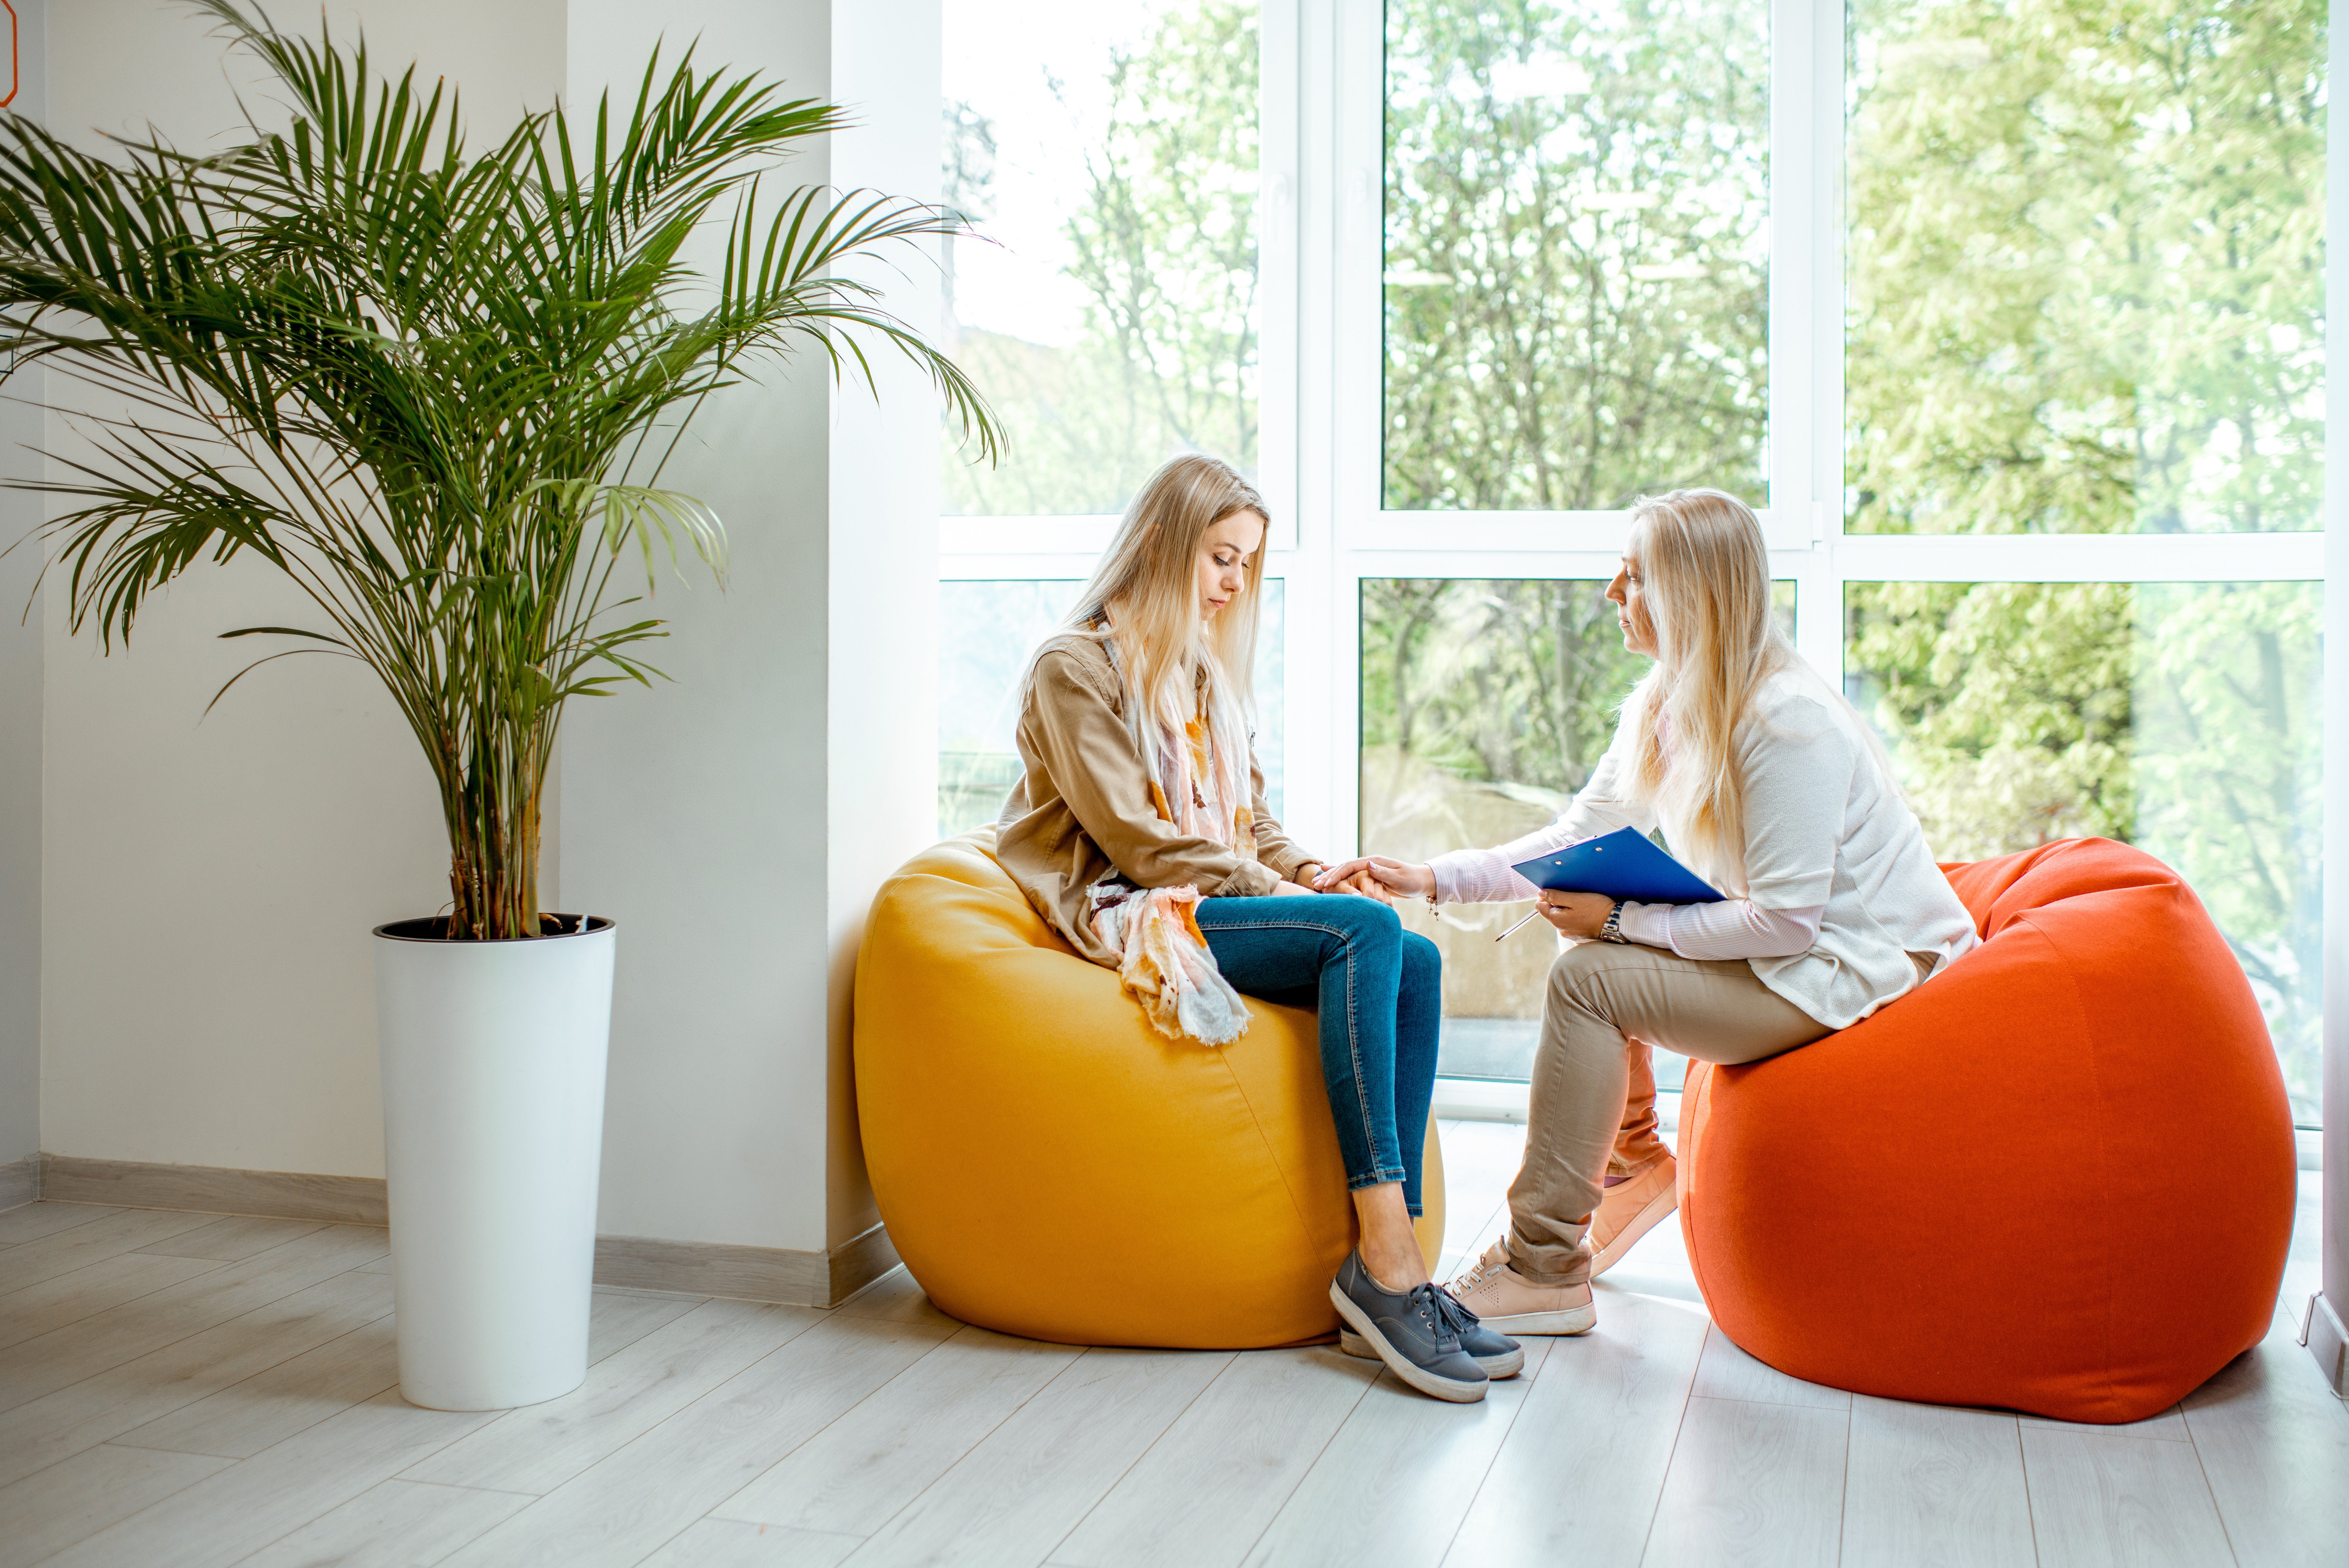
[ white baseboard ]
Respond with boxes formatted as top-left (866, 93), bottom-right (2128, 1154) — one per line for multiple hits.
top-left (1431, 1078), bottom-right (1529, 1122)
top-left (594, 1222), bottom-right (898, 1308)
top-left (2302, 1291), bottom-right (2349, 1396)
top-left (23, 1153), bottom-right (892, 1308)
top-left (41, 1154), bottom-right (388, 1224)
top-left (0, 1155), bottom-right (36, 1212)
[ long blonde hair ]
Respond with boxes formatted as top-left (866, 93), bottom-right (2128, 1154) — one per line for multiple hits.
top-left (1061, 454), bottom-right (1268, 737)
top-left (1620, 489), bottom-right (1795, 894)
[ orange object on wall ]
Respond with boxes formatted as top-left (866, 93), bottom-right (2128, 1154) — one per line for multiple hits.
top-left (854, 833), bottom-right (1444, 1347)
top-left (1678, 838), bottom-right (2297, 1424)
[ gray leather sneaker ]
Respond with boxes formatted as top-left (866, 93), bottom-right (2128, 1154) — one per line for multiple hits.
top-left (1338, 1284), bottom-right (1524, 1378)
top-left (1328, 1251), bottom-right (1490, 1403)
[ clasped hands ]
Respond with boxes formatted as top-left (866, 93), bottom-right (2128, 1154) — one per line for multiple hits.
top-left (1306, 856), bottom-right (1616, 939)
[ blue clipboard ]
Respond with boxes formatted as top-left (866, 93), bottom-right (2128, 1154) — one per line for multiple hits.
top-left (1512, 827), bottom-right (1725, 906)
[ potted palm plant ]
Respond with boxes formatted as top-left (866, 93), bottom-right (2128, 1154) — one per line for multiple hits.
top-left (0, 2), bottom-right (997, 1410)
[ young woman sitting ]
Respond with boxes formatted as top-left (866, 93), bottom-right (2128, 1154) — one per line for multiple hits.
top-left (993, 453), bottom-right (1517, 1403)
top-left (1319, 488), bottom-right (1978, 1336)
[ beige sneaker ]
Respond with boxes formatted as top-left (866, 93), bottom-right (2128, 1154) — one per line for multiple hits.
top-left (1447, 1240), bottom-right (1596, 1336)
top-left (1591, 1153), bottom-right (1678, 1278)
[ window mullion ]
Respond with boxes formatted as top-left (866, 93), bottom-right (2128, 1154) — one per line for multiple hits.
top-left (1787, 0), bottom-right (1847, 687)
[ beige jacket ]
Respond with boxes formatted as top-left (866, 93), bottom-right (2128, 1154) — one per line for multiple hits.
top-left (995, 632), bottom-right (1322, 965)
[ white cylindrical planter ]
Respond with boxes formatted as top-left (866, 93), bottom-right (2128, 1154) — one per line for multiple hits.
top-left (373, 915), bottom-right (616, 1411)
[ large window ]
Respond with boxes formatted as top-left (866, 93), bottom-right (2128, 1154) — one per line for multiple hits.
top-left (1360, 579), bottom-right (1794, 1081)
top-left (938, 579), bottom-right (1285, 840)
top-left (941, 0), bottom-right (1262, 518)
top-left (1384, 0), bottom-right (1771, 510)
top-left (1848, 580), bottom-right (2323, 1121)
top-left (942, 0), bottom-right (2325, 1126)
top-left (1846, 0), bottom-right (2325, 536)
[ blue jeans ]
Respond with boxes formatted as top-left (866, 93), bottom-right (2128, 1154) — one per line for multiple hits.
top-left (1194, 895), bottom-right (1443, 1214)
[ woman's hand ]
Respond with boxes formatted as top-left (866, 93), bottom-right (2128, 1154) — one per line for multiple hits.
top-left (1312, 857), bottom-right (1434, 903)
top-left (1269, 879), bottom-right (1318, 898)
top-left (1537, 889), bottom-right (1616, 940)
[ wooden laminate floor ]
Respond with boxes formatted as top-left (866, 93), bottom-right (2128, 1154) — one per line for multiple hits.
top-left (0, 1122), bottom-right (2341, 1568)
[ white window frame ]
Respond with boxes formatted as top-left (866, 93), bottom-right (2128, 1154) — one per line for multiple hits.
top-left (941, 0), bottom-right (2325, 1109)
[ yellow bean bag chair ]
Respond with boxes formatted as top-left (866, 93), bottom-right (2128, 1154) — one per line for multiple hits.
top-left (854, 831), bottom-right (1445, 1347)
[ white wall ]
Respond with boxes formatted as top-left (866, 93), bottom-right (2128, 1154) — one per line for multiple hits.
top-left (0, 1), bottom-right (48, 1177)
top-left (560, 0), bottom-right (836, 1254)
top-left (24, 0), bottom-right (933, 1262)
top-left (562, 0), bottom-right (940, 1254)
top-left (35, 0), bottom-right (565, 1179)
top-left (2321, 0), bottom-right (2347, 1365)
top-left (824, 0), bottom-right (945, 1248)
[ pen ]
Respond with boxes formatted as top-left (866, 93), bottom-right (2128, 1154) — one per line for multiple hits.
top-left (1496, 905), bottom-right (1546, 942)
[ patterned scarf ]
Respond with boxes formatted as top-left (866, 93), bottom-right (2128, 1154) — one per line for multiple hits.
top-left (1088, 631), bottom-right (1256, 1045)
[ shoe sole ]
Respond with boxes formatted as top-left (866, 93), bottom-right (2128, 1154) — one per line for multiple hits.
top-left (1591, 1182), bottom-right (1679, 1278)
top-left (1463, 1303), bottom-right (1597, 1336)
top-left (1326, 1282), bottom-right (1488, 1403)
top-left (1338, 1327), bottom-right (1523, 1379)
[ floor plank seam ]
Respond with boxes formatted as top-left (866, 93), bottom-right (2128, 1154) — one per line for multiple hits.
top-left (1223, 1357), bottom-right (1381, 1568)
top-left (697, 1320), bottom-right (986, 1538)
top-left (794, 1321), bottom-right (986, 1541)
top-left (617, 1515), bottom-right (703, 1568)
top-left (0, 1254), bottom-right (237, 1336)
top-left (1, 1434), bottom-right (240, 1514)
top-left (1631, 1337), bottom-right (1703, 1568)
top-left (387, 1289), bottom-right (750, 1493)
top-left (806, 1325), bottom-right (1082, 1551)
top-left (10, 1446), bottom-right (247, 1565)
top-left (15, 1286), bottom-right (399, 1462)
top-left (400, 1405), bottom-right (522, 1485)
top-left (0, 1226), bottom-right (391, 1417)
top-left (405, 1474), bottom-right (550, 1499)
top-left (627, 1308), bottom-right (964, 1546)
top-left (1430, 1345), bottom-right (1551, 1568)
top-left (1033, 1347), bottom-right (1238, 1568)
top-left (1833, 1397), bottom-right (1853, 1568)
top-left (257, 1396), bottom-right (535, 1567)
top-left (0, 1206), bottom-right (115, 1249)
top-left (10, 1188), bottom-right (2337, 1568)
top-left (0, 1210), bottom-right (227, 1304)
top-left (2013, 1411), bottom-right (2044, 1568)
top-left (2180, 1413), bottom-right (2246, 1566)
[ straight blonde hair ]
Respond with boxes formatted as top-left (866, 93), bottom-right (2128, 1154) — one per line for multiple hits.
top-left (1621, 489), bottom-right (1795, 894)
top-left (1061, 454), bottom-right (1268, 737)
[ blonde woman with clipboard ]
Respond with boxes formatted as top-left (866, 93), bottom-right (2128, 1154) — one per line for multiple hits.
top-left (1316, 489), bottom-right (1979, 1335)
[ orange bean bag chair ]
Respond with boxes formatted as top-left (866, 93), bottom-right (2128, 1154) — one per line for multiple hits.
top-left (853, 832), bottom-right (1444, 1347)
top-left (1679, 838), bottom-right (2297, 1423)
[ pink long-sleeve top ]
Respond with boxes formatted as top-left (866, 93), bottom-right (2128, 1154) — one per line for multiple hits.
top-left (1422, 667), bottom-right (1981, 1031)
top-left (1424, 716), bottom-right (1822, 962)
top-left (1428, 831), bottom-right (1823, 960)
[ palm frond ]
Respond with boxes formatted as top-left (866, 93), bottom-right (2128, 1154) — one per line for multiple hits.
top-left (0, 0), bottom-right (1003, 938)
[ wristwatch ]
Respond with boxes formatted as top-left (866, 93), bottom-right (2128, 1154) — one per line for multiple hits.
top-left (1597, 900), bottom-right (1629, 944)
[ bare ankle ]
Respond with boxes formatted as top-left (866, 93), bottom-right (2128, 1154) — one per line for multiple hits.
top-left (1348, 1181), bottom-right (1428, 1292)
top-left (1361, 1246), bottom-right (1428, 1294)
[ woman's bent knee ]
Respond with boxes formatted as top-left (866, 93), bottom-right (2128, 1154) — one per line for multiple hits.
top-left (1547, 938), bottom-right (1609, 992)
top-left (1400, 928), bottom-right (1442, 981)
top-left (1545, 940), bottom-right (1635, 1022)
top-left (1327, 892), bottom-right (1403, 946)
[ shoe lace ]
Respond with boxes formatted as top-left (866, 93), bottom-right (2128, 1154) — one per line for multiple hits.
top-left (1405, 1283), bottom-right (1466, 1351)
top-left (1429, 1284), bottom-right (1482, 1338)
top-left (1449, 1251), bottom-right (1503, 1298)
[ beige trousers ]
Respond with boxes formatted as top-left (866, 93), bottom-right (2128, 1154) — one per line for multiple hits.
top-left (1506, 941), bottom-right (1833, 1284)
